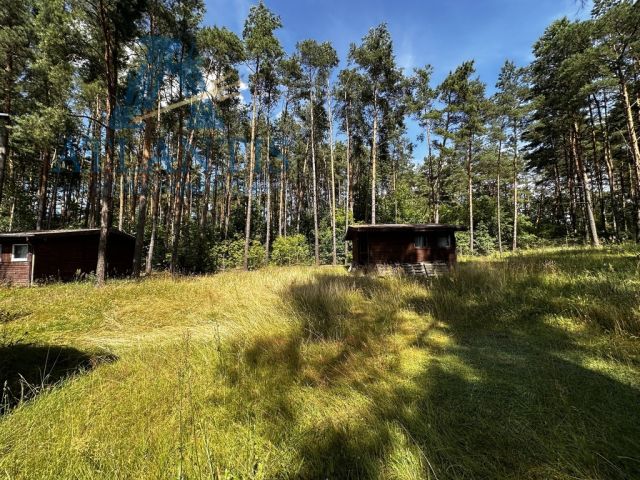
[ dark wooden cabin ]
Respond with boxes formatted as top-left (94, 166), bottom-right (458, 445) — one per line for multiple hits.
top-left (0, 228), bottom-right (135, 286)
top-left (345, 224), bottom-right (464, 275)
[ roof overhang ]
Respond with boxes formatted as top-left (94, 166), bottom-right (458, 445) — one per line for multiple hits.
top-left (345, 223), bottom-right (466, 241)
top-left (0, 228), bottom-right (135, 241)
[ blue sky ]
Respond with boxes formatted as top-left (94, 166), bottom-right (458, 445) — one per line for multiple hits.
top-left (203, 0), bottom-right (591, 160)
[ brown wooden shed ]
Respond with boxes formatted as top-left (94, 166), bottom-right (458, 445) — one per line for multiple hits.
top-left (345, 224), bottom-right (465, 275)
top-left (0, 228), bottom-right (135, 286)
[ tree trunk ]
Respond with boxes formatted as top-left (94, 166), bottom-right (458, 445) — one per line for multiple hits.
top-left (282, 150), bottom-right (287, 237)
top-left (243, 76), bottom-right (260, 270)
top-left (327, 79), bottom-right (337, 265)
top-left (560, 135), bottom-right (574, 234)
top-left (0, 55), bottom-right (12, 206)
top-left (118, 166), bottom-right (125, 230)
top-left (48, 170), bottom-right (58, 228)
top-left (467, 138), bottom-right (474, 253)
top-left (512, 123), bottom-right (518, 251)
top-left (96, 0), bottom-right (116, 286)
top-left (344, 103), bottom-right (351, 265)
top-left (371, 91), bottom-right (378, 225)
top-left (496, 137), bottom-right (503, 254)
top-left (200, 143), bottom-right (212, 231)
top-left (572, 122), bottom-right (600, 246)
top-left (310, 92), bottom-right (320, 265)
top-left (619, 159), bottom-right (629, 234)
top-left (170, 115), bottom-right (186, 274)
top-left (130, 161), bottom-right (138, 228)
top-left (86, 97), bottom-right (101, 228)
top-left (223, 130), bottom-right (233, 239)
top-left (434, 110), bottom-right (451, 224)
top-left (587, 100), bottom-right (607, 235)
top-left (278, 143), bottom-right (285, 237)
top-left (425, 122), bottom-right (437, 223)
top-left (145, 167), bottom-right (160, 275)
top-left (392, 156), bottom-right (398, 222)
top-left (595, 91), bottom-right (620, 238)
top-left (36, 150), bottom-right (51, 230)
top-left (618, 70), bottom-right (640, 241)
top-left (629, 157), bottom-right (640, 241)
top-left (211, 151), bottom-right (219, 231)
top-left (553, 157), bottom-right (565, 228)
top-left (182, 141), bottom-right (194, 260)
top-left (265, 126), bottom-right (272, 262)
top-left (133, 116), bottom-right (154, 276)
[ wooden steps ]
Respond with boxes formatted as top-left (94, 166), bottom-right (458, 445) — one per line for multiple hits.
top-left (422, 262), bottom-right (450, 277)
top-left (401, 263), bottom-right (427, 276)
top-left (355, 262), bottom-right (451, 277)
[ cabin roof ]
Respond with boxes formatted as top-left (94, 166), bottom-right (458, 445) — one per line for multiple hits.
top-left (0, 228), bottom-right (135, 241)
top-left (345, 223), bottom-right (465, 240)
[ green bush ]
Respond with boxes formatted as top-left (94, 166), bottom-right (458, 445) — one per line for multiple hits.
top-left (455, 231), bottom-right (471, 256)
top-left (456, 222), bottom-right (496, 256)
top-left (210, 237), bottom-right (265, 271)
top-left (517, 231), bottom-right (544, 249)
top-left (474, 222), bottom-right (496, 255)
top-left (271, 234), bottom-right (312, 266)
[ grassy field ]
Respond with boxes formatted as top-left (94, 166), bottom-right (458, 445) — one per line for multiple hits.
top-left (1, 246), bottom-right (639, 479)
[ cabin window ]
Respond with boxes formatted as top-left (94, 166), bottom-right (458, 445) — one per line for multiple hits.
top-left (415, 235), bottom-right (428, 248)
top-left (436, 234), bottom-right (451, 248)
top-left (12, 244), bottom-right (28, 262)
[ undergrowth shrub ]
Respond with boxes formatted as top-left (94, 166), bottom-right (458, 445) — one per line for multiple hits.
top-left (271, 235), bottom-right (312, 266)
top-left (209, 237), bottom-right (265, 271)
top-left (456, 222), bottom-right (496, 255)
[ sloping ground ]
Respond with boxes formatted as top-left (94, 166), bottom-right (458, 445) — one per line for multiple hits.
top-left (0, 247), bottom-right (639, 479)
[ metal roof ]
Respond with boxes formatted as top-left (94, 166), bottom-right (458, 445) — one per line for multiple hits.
top-left (345, 223), bottom-right (465, 240)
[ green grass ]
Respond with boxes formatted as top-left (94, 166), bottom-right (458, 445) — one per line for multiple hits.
top-left (1, 246), bottom-right (639, 479)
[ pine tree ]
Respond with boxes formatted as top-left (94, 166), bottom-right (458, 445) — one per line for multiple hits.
top-left (298, 39), bottom-right (338, 264)
top-left (349, 24), bottom-right (403, 224)
top-left (242, 1), bottom-right (282, 270)
top-left (495, 60), bottom-right (529, 251)
top-left (76, 0), bottom-right (147, 285)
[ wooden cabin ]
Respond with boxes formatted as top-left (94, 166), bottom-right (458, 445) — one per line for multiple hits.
top-left (345, 224), bottom-right (464, 276)
top-left (0, 228), bottom-right (135, 286)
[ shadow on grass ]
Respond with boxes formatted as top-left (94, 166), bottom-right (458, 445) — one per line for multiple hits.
top-left (217, 255), bottom-right (640, 479)
top-left (0, 343), bottom-right (117, 414)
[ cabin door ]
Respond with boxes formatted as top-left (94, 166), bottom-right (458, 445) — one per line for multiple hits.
top-left (432, 233), bottom-right (452, 263)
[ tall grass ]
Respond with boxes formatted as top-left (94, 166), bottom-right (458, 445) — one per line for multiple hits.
top-left (0, 246), bottom-right (639, 479)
